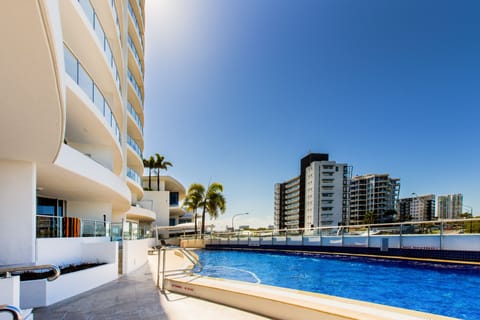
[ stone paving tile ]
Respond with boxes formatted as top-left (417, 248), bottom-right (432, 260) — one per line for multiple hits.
top-left (34, 264), bottom-right (168, 320)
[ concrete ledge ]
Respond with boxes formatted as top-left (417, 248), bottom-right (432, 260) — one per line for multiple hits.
top-left (20, 263), bottom-right (117, 308)
top-left (165, 275), bottom-right (456, 320)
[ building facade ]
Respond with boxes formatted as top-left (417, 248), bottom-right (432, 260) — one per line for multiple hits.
top-left (274, 153), bottom-right (351, 230)
top-left (141, 175), bottom-right (192, 227)
top-left (437, 194), bottom-right (463, 219)
top-left (349, 174), bottom-right (400, 225)
top-left (0, 0), bottom-right (150, 265)
top-left (397, 194), bottom-right (435, 222)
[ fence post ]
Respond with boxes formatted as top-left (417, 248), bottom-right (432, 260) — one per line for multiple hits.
top-left (440, 221), bottom-right (444, 250)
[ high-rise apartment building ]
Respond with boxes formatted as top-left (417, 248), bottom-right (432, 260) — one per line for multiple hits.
top-left (349, 174), bottom-right (400, 225)
top-left (397, 194), bottom-right (435, 222)
top-left (0, 0), bottom-right (150, 267)
top-left (437, 194), bottom-right (463, 219)
top-left (274, 153), bottom-right (351, 230)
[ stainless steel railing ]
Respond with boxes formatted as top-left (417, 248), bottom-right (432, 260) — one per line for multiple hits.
top-left (155, 247), bottom-right (202, 292)
top-left (0, 264), bottom-right (60, 281)
top-left (0, 305), bottom-right (22, 320)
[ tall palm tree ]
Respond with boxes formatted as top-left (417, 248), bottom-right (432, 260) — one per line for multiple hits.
top-left (183, 183), bottom-right (205, 235)
top-left (142, 156), bottom-right (155, 190)
top-left (154, 153), bottom-right (172, 191)
top-left (199, 182), bottom-right (226, 236)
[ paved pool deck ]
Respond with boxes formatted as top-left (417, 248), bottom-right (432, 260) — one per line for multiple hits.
top-left (34, 253), bottom-right (268, 320)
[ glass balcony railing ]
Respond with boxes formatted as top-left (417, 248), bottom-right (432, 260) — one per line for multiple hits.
top-left (110, 0), bottom-right (121, 40)
top-left (78, 0), bottom-right (121, 92)
top-left (64, 46), bottom-right (121, 145)
top-left (127, 102), bottom-right (143, 133)
top-left (36, 215), bottom-right (110, 238)
top-left (128, 1), bottom-right (144, 51)
top-left (128, 34), bottom-right (143, 76)
top-left (127, 167), bottom-right (142, 186)
top-left (128, 69), bottom-right (143, 103)
top-left (127, 135), bottom-right (142, 158)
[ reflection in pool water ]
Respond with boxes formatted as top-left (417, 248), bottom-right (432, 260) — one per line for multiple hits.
top-left (196, 250), bottom-right (480, 319)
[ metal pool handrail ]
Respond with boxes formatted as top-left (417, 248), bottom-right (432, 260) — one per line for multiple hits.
top-left (0, 264), bottom-right (61, 281)
top-left (0, 305), bottom-right (22, 320)
top-left (156, 247), bottom-right (202, 292)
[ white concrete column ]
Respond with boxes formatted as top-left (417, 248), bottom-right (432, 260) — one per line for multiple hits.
top-left (0, 160), bottom-right (36, 265)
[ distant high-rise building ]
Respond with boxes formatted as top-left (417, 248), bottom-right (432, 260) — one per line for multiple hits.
top-left (274, 153), bottom-right (351, 230)
top-left (349, 174), bottom-right (400, 225)
top-left (437, 194), bottom-right (463, 219)
top-left (397, 194), bottom-right (436, 222)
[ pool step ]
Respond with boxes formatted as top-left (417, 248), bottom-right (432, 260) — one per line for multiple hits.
top-left (164, 275), bottom-right (456, 320)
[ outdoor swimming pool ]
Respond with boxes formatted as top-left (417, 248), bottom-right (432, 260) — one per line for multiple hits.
top-left (196, 250), bottom-right (480, 319)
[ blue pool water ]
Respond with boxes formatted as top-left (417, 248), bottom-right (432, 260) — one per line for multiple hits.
top-left (196, 250), bottom-right (480, 319)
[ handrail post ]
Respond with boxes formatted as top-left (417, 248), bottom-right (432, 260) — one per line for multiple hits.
top-left (161, 248), bottom-right (167, 293)
top-left (440, 220), bottom-right (444, 250)
top-left (367, 225), bottom-right (370, 248)
top-left (156, 247), bottom-right (161, 288)
top-left (399, 223), bottom-right (403, 249)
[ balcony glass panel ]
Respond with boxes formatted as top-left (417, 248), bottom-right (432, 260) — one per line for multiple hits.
top-left (127, 135), bottom-right (142, 158)
top-left (64, 48), bottom-right (78, 81)
top-left (128, 69), bottom-right (143, 103)
top-left (127, 101), bottom-right (143, 133)
top-left (78, 0), bottom-right (94, 25)
top-left (78, 64), bottom-right (93, 100)
top-left (128, 34), bottom-right (143, 76)
top-left (127, 167), bottom-right (142, 186)
top-left (64, 46), bottom-right (121, 145)
top-left (93, 84), bottom-right (104, 113)
top-left (77, 0), bottom-right (121, 93)
top-left (128, 1), bottom-right (143, 50)
top-left (110, 0), bottom-right (121, 39)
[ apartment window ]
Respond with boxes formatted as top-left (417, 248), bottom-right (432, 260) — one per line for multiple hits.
top-left (169, 192), bottom-right (179, 206)
top-left (37, 197), bottom-right (65, 217)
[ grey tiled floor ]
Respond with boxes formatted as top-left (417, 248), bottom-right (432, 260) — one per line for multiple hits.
top-left (34, 263), bottom-right (167, 320)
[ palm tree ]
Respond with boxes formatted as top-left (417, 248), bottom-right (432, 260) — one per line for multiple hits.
top-left (183, 183), bottom-right (205, 235)
top-left (183, 182), bottom-right (226, 237)
top-left (199, 183), bottom-right (226, 236)
top-left (142, 156), bottom-right (155, 190)
top-left (363, 211), bottom-right (375, 225)
top-left (154, 153), bottom-right (172, 191)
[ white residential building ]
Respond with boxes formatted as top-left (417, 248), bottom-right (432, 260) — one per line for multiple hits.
top-left (274, 153), bottom-right (351, 230)
top-left (349, 174), bottom-right (400, 224)
top-left (437, 194), bottom-right (463, 219)
top-left (397, 194), bottom-right (436, 222)
top-left (1, 0), bottom-right (153, 308)
top-left (141, 175), bottom-right (192, 228)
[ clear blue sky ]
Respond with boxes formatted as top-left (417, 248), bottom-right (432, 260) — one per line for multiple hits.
top-left (143, 0), bottom-right (480, 229)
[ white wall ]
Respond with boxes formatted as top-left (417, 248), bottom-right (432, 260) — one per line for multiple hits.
top-left (141, 191), bottom-right (170, 226)
top-left (0, 160), bottom-right (36, 265)
top-left (36, 237), bottom-right (116, 265)
top-left (20, 263), bottom-right (117, 308)
top-left (68, 142), bottom-right (114, 172)
top-left (68, 200), bottom-right (112, 221)
top-left (122, 238), bottom-right (149, 274)
top-left (0, 276), bottom-right (20, 307)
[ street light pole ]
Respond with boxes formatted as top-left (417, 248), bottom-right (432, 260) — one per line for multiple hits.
top-left (231, 212), bottom-right (248, 232)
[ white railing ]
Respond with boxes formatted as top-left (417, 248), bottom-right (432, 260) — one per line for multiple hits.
top-left (202, 218), bottom-right (480, 252)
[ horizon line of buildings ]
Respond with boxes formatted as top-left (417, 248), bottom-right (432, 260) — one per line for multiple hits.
top-left (274, 153), bottom-right (465, 230)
